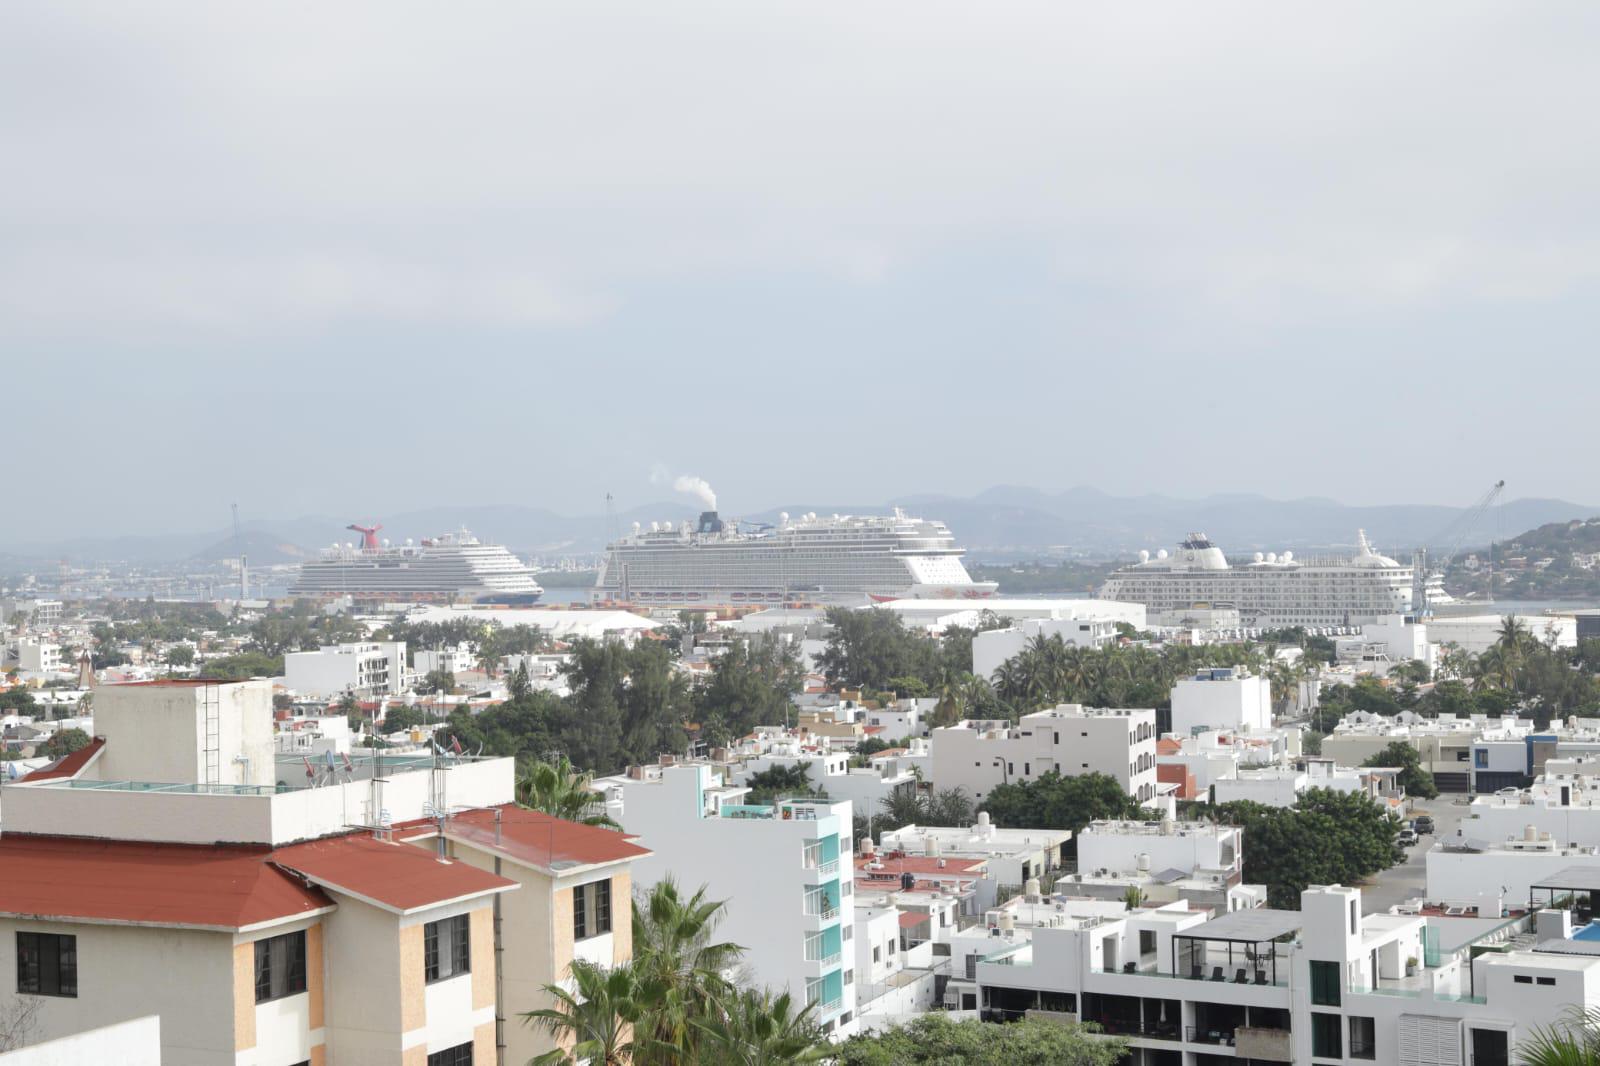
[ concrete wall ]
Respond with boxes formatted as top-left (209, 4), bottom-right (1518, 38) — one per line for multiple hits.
top-left (1171, 673), bottom-right (1272, 737)
top-left (95, 680), bottom-right (275, 788)
top-left (0, 919), bottom-right (235, 1066)
top-left (0, 1015), bottom-right (160, 1066)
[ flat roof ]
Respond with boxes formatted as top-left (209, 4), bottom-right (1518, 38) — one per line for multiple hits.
top-left (1180, 908), bottom-right (1302, 943)
top-left (1531, 865), bottom-right (1600, 891)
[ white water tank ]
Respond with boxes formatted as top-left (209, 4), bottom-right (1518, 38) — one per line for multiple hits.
top-left (999, 912), bottom-right (1015, 933)
top-left (1138, 853), bottom-right (1152, 873)
top-left (1526, 824), bottom-right (1539, 842)
top-left (925, 837), bottom-right (941, 858)
top-left (978, 811), bottom-right (991, 827)
top-left (861, 838), bottom-right (876, 857)
top-left (1024, 878), bottom-right (1041, 900)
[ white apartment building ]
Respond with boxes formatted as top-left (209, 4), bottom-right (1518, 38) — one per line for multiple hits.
top-left (596, 761), bottom-right (860, 1040)
top-left (1169, 668), bottom-right (1271, 738)
top-left (1323, 711), bottom-right (1530, 794)
top-left (412, 646), bottom-right (477, 677)
top-left (733, 745), bottom-right (918, 820)
top-left (1335, 614), bottom-right (1438, 675)
top-left (857, 696), bottom-right (938, 740)
top-left (931, 705), bottom-right (1158, 804)
top-left (6, 639), bottom-right (62, 675)
top-left (1209, 761), bottom-right (1403, 811)
top-left (1076, 819), bottom-right (1244, 889)
top-left (970, 881), bottom-right (1592, 1066)
top-left (1425, 829), bottom-right (1600, 915)
top-left (0, 599), bottom-right (63, 628)
top-left (1461, 775), bottom-right (1600, 850)
top-left (972, 617), bottom-right (1124, 681)
top-left (1426, 612), bottom-right (1576, 655)
top-left (283, 641), bottom-right (408, 698)
top-left (876, 814), bottom-right (1074, 913)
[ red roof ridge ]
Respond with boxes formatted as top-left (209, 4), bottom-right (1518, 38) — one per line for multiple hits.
top-left (21, 737), bottom-right (107, 782)
top-left (271, 831), bottom-right (518, 915)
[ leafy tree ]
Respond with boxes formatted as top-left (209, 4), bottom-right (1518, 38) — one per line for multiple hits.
top-left (517, 755), bottom-right (617, 827)
top-left (925, 786), bottom-right (975, 826)
top-left (0, 688), bottom-right (37, 715)
top-left (164, 645), bottom-right (196, 668)
top-left (816, 609), bottom-right (940, 692)
top-left (558, 639), bottom-right (692, 773)
top-left (1362, 740), bottom-right (1440, 799)
top-left (41, 728), bottom-right (91, 759)
top-left (1210, 790), bottom-right (1401, 908)
top-left (523, 959), bottom-right (660, 1066)
top-left (383, 705), bottom-right (426, 733)
top-left (416, 669), bottom-right (457, 696)
top-left (694, 636), bottom-right (805, 744)
top-left (979, 771), bottom-right (1148, 836)
top-left (836, 1013), bottom-right (1124, 1065)
top-left (744, 764), bottom-right (820, 806)
top-left (197, 651), bottom-right (283, 680)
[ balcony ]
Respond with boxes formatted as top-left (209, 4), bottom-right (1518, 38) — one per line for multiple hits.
top-left (802, 856), bottom-right (839, 882)
top-left (814, 995), bottom-right (844, 1016)
top-left (1234, 1025), bottom-right (1293, 1062)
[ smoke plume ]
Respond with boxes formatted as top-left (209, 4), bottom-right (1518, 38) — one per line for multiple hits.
top-left (673, 475), bottom-right (717, 510)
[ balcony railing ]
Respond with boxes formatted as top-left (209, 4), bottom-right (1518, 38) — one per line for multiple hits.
top-left (815, 995), bottom-right (843, 1014)
top-left (803, 898), bottom-right (838, 919)
top-left (1186, 1026), bottom-right (1236, 1046)
top-left (805, 858), bottom-right (839, 877)
top-left (805, 950), bottom-right (842, 968)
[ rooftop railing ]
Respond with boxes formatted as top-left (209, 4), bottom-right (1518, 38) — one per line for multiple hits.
top-left (37, 779), bottom-right (300, 795)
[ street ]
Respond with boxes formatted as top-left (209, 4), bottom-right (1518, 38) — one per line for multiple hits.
top-left (1356, 794), bottom-right (1471, 914)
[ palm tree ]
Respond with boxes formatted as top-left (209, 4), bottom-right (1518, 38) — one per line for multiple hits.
top-left (517, 755), bottom-right (618, 828)
top-left (631, 879), bottom-right (746, 1063)
top-left (523, 959), bottom-right (661, 1065)
top-left (1518, 1005), bottom-right (1600, 1066)
top-left (693, 988), bottom-right (827, 1066)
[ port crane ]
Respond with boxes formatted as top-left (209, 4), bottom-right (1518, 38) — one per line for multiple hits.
top-left (1413, 480), bottom-right (1505, 616)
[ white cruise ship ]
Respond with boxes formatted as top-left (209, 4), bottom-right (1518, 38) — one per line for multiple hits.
top-left (1099, 529), bottom-right (1412, 627)
top-left (291, 525), bottom-right (544, 604)
top-left (592, 509), bottom-right (997, 606)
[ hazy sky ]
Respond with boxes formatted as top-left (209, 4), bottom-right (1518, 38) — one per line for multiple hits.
top-left (6, 3), bottom-right (1599, 538)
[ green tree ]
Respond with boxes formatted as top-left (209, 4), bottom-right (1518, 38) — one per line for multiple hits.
top-left (1362, 740), bottom-right (1440, 799)
top-left (41, 728), bottom-right (91, 759)
top-left (836, 1013), bottom-right (1124, 1065)
top-left (979, 771), bottom-right (1147, 836)
top-left (816, 609), bottom-right (940, 692)
top-left (694, 636), bottom-right (805, 743)
top-left (517, 755), bottom-right (617, 827)
top-left (744, 764), bottom-right (819, 806)
top-left (164, 645), bottom-right (196, 668)
top-left (523, 959), bottom-right (661, 1066)
top-left (197, 651), bottom-right (283, 680)
top-left (416, 669), bottom-right (456, 696)
top-left (1518, 1005), bottom-right (1600, 1066)
top-left (1212, 790), bottom-right (1401, 908)
top-left (383, 705), bottom-right (426, 733)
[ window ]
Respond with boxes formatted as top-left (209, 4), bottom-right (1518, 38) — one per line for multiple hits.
top-left (1538, 976), bottom-right (1556, 986)
top-left (574, 879), bottom-right (613, 941)
top-left (1350, 899), bottom-right (1358, 935)
top-left (1470, 1028), bottom-right (1509, 1066)
top-left (1312, 1012), bottom-right (1343, 1059)
top-left (1310, 960), bottom-right (1342, 1006)
top-left (424, 914), bottom-right (471, 984)
top-left (1349, 1015), bottom-right (1376, 1059)
top-left (844, 969), bottom-right (853, 985)
top-left (254, 930), bottom-right (307, 1003)
top-left (427, 1043), bottom-right (474, 1066)
top-left (1514, 974), bottom-right (1533, 984)
top-left (1475, 750), bottom-right (1488, 767)
top-left (16, 932), bottom-right (76, 998)
top-left (1139, 930), bottom-right (1157, 955)
top-left (873, 946), bottom-right (880, 963)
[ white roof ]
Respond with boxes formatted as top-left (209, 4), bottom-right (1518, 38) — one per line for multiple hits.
top-left (405, 606), bottom-right (657, 639)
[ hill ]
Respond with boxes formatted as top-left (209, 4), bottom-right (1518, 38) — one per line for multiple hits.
top-left (1445, 516), bottom-right (1600, 600)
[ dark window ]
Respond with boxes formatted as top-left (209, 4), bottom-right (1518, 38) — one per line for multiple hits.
top-left (1515, 974), bottom-right (1533, 984)
top-left (427, 1043), bottom-right (474, 1066)
top-left (1139, 929), bottom-right (1157, 955)
top-left (424, 914), bottom-right (471, 984)
top-left (254, 930), bottom-right (307, 1003)
top-left (1475, 750), bottom-right (1488, 767)
top-left (1312, 1012), bottom-right (1343, 1059)
top-left (1471, 1028), bottom-right (1509, 1066)
top-left (1349, 1015), bottom-right (1375, 1059)
top-left (574, 879), bottom-right (613, 941)
top-left (1538, 976), bottom-right (1556, 986)
top-left (16, 932), bottom-right (76, 998)
top-left (1350, 900), bottom-right (1358, 934)
top-left (1310, 960), bottom-right (1341, 1006)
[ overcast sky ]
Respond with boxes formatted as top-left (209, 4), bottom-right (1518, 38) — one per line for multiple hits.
top-left (6, 3), bottom-right (1599, 538)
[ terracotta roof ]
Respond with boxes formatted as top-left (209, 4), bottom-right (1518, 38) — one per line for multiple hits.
top-left (21, 737), bottom-right (106, 782)
top-left (897, 910), bottom-right (930, 928)
top-left (0, 835), bottom-right (333, 931)
top-left (1156, 738), bottom-right (1183, 756)
top-left (397, 805), bottom-right (650, 873)
top-left (869, 748), bottom-right (909, 759)
top-left (857, 854), bottom-right (984, 876)
top-left (272, 832), bottom-right (517, 914)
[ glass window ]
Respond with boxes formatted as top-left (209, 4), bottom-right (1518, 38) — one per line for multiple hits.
top-left (1470, 1028), bottom-right (1509, 1066)
top-left (254, 930), bottom-right (307, 1003)
top-left (427, 1043), bottom-right (473, 1066)
top-left (1349, 1015), bottom-right (1375, 1059)
top-left (424, 914), bottom-right (471, 984)
top-left (16, 932), bottom-right (77, 998)
top-left (574, 879), bottom-right (614, 941)
top-left (1312, 1012), bottom-right (1343, 1059)
top-left (1310, 960), bottom-right (1341, 1006)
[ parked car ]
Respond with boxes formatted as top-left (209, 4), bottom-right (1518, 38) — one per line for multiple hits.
top-left (1414, 816), bottom-right (1435, 835)
top-left (1397, 828), bottom-right (1419, 846)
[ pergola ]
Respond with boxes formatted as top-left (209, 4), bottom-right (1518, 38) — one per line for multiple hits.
top-left (1172, 909), bottom-right (1302, 986)
top-left (1529, 865), bottom-right (1600, 922)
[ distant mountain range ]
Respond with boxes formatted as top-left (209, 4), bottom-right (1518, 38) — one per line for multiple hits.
top-left (2, 488), bottom-right (1595, 568)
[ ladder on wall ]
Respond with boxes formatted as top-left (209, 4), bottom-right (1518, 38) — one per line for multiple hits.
top-left (201, 684), bottom-right (221, 785)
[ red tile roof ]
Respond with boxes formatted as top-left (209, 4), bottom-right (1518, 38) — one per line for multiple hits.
top-left (396, 805), bottom-right (650, 873)
top-left (1156, 738), bottom-right (1183, 756)
top-left (857, 854), bottom-right (985, 877)
top-left (21, 737), bottom-right (107, 782)
top-left (897, 911), bottom-right (930, 928)
top-left (0, 836), bottom-right (333, 931)
top-left (272, 833), bottom-right (517, 914)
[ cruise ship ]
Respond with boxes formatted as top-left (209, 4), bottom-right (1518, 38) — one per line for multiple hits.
top-left (1099, 530), bottom-right (1413, 628)
top-left (592, 509), bottom-right (998, 606)
top-left (291, 525), bottom-right (544, 604)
